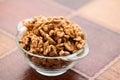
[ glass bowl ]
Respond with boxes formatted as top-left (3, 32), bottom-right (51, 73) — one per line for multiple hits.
top-left (16, 18), bottom-right (89, 76)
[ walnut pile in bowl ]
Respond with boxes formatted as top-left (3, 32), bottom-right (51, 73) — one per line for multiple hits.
top-left (17, 16), bottom-right (88, 76)
top-left (19, 16), bottom-right (86, 57)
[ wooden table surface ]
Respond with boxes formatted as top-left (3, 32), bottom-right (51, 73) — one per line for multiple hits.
top-left (0, 0), bottom-right (120, 80)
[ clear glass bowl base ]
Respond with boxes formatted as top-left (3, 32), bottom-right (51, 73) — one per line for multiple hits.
top-left (16, 18), bottom-right (89, 76)
top-left (26, 58), bottom-right (67, 76)
top-left (36, 69), bottom-right (66, 76)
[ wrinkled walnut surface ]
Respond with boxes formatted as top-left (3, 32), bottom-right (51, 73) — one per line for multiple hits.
top-left (19, 16), bottom-right (86, 57)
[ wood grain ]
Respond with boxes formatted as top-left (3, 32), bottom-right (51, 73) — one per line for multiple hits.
top-left (110, 59), bottom-right (120, 74)
top-left (0, 0), bottom-right (70, 35)
top-left (71, 16), bottom-right (120, 77)
top-left (79, 0), bottom-right (120, 33)
top-left (0, 30), bottom-right (16, 58)
top-left (0, 50), bottom-right (87, 80)
top-left (96, 59), bottom-right (120, 80)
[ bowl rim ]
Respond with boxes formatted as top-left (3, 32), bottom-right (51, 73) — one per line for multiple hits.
top-left (16, 18), bottom-right (88, 59)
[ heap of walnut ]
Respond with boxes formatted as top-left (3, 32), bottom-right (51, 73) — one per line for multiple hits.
top-left (19, 16), bottom-right (86, 57)
top-left (18, 16), bottom-right (87, 69)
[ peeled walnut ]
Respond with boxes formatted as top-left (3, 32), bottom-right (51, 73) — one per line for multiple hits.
top-left (19, 16), bottom-right (86, 70)
top-left (20, 16), bottom-right (86, 57)
top-left (49, 30), bottom-right (54, 36)
top-left (64, 42), bottom-right (74, 52)
top-left (59, 50), bottom-right (70, 56)
top-left (56, 31), bottom-right (64, 37)
top-left (57, 38), bottom-right (62, 44)
top-left (45, 34), bottom-right (56, 44)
